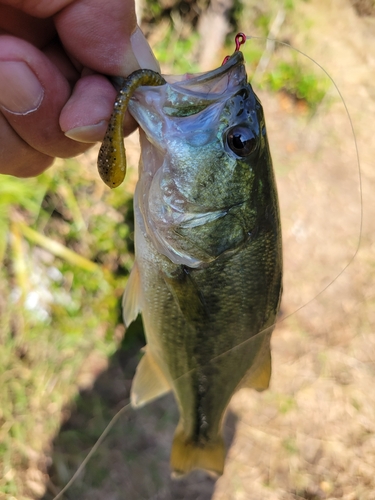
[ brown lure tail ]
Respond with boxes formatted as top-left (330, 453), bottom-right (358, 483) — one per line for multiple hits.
top-left (170, 424), bottom-right (225, 478)
top-left (97, 69), bottom-right (166, 189)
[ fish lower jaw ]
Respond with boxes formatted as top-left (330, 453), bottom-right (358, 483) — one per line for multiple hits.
top-left (145, 226), bottom-right (212, 268)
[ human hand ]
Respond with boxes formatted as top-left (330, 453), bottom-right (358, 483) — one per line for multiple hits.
top-left (0, 0), bottom-right (159, 177)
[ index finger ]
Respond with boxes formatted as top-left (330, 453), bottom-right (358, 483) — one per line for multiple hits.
top-left (0, 1), bottom-right (75, 18)
top-left (54, 0), bottom-right (141, 75)
top-left (1, 0), bottom-right (156, 75)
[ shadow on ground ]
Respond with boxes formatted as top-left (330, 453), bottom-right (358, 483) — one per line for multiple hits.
top-left (40, 318), bottom-right (238, 500)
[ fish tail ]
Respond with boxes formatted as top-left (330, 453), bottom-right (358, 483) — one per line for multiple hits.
top-left (170, 424), bottom-right (225, 477)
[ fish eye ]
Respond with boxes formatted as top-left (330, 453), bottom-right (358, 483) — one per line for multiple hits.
top-left (226, 126), bottom-right (257, 157)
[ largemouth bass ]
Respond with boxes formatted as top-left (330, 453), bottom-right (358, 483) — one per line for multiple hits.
top-left (98, 46), bottom-right (282, 477)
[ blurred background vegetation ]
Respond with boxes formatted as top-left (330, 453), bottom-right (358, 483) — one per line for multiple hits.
top-left (0, 157), bottom-right (136, 498)
top-left (0, 0), bottom-right (372, 498)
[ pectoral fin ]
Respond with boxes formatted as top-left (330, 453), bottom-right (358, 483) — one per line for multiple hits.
top-left (242, 347), bottom-right (272, 392)
top-left (163, 266), bottom-right (208, 323)
top-left (131, 349), bottom-right (171, 408)
top-left (122, 262), bottom-right (141, 327)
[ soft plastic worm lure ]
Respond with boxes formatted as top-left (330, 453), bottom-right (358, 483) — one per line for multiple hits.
top-left (98, 70), bottom-right (166, 188)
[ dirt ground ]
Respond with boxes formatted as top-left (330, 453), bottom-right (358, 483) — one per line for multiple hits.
top-left (42, 0), bottom-right (375, 499)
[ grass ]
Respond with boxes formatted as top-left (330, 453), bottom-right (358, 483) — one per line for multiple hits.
top-left (0, 152), bottom-right (135, 499)
top-left (262, 58), bottom-right (330, 109)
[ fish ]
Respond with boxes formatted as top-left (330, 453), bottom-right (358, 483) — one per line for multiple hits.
top-left (98, 47), bottom-right (283, 477)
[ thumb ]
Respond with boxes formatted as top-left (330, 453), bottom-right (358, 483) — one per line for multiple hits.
top-left (54, 0), bottom-right (159, 75)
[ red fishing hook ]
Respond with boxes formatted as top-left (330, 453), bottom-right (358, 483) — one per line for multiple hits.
top-left (222, 32), bottom-right (246, 65)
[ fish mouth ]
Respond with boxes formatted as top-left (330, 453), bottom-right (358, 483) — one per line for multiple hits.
top-left (128, 51), bottom-right (247, 133)
top-left (161, 52), bottom-right (247, 116)
top-left (164, 51), bottom-right (245, 87)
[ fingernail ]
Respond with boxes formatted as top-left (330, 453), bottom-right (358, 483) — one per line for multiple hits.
top-left (64, 120), bottom-right (108, 143)
top-left (130, 27), bottom-right (160, 72)
top-left (0, 61), bottom-right (44, 114)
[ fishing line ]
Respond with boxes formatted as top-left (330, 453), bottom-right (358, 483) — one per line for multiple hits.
top-left (51, 400), bottom-right (130, 500)
top-left (51, 34), bottom-right (363, 498)
top-left (248, 32), bottom-right (363, 260)
top-left (167, 32), bottom-right (364, 370)
top-left (247, 33), bottom-right (363, 322)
